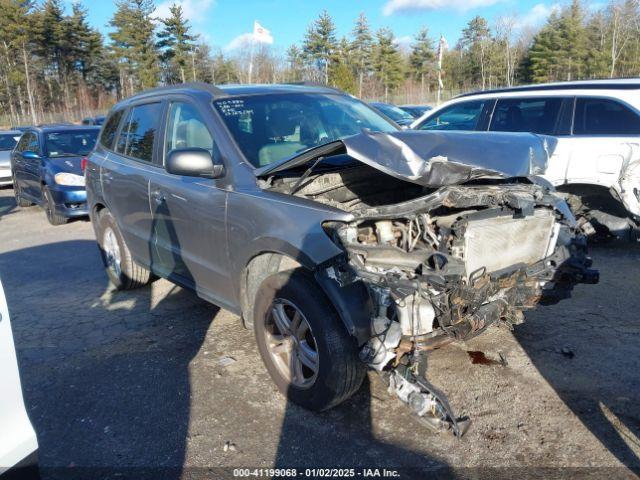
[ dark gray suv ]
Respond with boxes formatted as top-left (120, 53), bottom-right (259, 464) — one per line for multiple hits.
top-left (86, 83), bottom-right (597, 435)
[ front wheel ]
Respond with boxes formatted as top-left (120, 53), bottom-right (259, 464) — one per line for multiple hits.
top-left (253, 269), bottom-right (366, 411)
top-left (96, 209), bottom-right (153, 290)
top-left (43, 188), bottom-right (67, 225)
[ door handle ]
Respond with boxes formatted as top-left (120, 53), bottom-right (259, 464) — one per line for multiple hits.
top-left (151, 190), bottom-right (166, 205)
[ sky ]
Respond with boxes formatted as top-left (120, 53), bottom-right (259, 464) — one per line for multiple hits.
top-left (76, 0), bottom-right (591, 53)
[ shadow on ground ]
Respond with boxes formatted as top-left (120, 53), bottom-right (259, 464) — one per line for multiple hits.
top-left (0, 239), bottom-right (217, 479)
top-left (515, 242), bottom-right (640, 475)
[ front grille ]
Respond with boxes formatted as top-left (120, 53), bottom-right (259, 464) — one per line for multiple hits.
top-left (462, 209), bottom-right (557, 276)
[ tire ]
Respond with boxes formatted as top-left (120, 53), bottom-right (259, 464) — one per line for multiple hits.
top-left (254, 269), bottom-right (366, 411)
top-left (14, 177), bottom-right (32, 208)
top-left (96, 209), bottom-right (152, 290)
top-left (43, 187), bottom-right (67, 225)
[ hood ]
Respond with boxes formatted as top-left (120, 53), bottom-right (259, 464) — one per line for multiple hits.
top-left (48, 156), bottom-right (84, 176)
top-left (256, 130), bottom-right (555, 188)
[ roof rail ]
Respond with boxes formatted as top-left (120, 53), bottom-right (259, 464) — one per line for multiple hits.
top-left (285, 81), bottom-right (345, 93)
top-left (457, 79), bottom-right (640, 98)
top-left (128, 82), bottom-right (229, 100)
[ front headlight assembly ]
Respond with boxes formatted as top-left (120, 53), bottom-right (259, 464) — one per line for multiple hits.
top-left (54, 172), bottom-right (85, 186)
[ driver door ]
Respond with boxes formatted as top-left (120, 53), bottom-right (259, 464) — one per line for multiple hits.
top-left (149, 99), bottom-right (233, 308)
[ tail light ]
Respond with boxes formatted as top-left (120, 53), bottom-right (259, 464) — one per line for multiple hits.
top-left (81, 157), bottom-right (87, 172)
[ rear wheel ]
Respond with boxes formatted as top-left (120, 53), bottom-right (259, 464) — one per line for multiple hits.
top-left (13, 177), bottom-right (32, 208)
top-left (43, 187), bottom-right (67, 225)
top-left (96, 209), bottom-right (152, 290)
top-left (254, 269), bottom-right (366, 411)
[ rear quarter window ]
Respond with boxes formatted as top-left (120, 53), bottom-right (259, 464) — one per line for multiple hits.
top-left (574, 98), bottom-right (640, 135)
top-left (116, 103), bottom-right (163, 162)
top-left (100, 110), bottom-right (124, 150)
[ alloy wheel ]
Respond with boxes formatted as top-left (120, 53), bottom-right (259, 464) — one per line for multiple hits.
top-left (264, 298), bottom-right (319, 389)
top-left (103, 227), bottom-right (122, 278)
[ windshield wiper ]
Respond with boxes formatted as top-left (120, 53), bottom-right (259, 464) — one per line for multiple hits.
top-left (289, 155), bottom-right (326, 195)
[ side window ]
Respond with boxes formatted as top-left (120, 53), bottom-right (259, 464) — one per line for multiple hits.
top-left (417, 101), bottom-right (487, 131)
top-left (490, 97), bottom-right (563, 135)
top-left (574, 98), bottom-right (640, 135)
top-left (100, 109), bottom-right (124, 150)
top-left (117, 102), bottom-right (162, 162)
top-left (15, 134), bottom-right (30, 152)
top-left (25, 133), bottom-right (39, 153)
top-left (165, 102), bottom-right (214, 158)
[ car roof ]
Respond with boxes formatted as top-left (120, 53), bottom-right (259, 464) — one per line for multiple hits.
top-left (26, 125), bottom-right (101, 133)
top-left (114, 82), bottom-right (346, 108)
top-left (0, 130), bottom-right (23, 135)
top-left (458, 78), bottom-right (640, 98)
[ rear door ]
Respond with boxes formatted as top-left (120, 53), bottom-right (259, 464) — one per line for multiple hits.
top-left (149, 98), bottom-right (233, 306)
top-left (563, 97), bottom-right (640, 188)
top-left (102, 101), bottom-right (166, 268)
top-left (0, 278), bottom-right (38, 473)
top-left (488, 96), bottom-right (570, 185)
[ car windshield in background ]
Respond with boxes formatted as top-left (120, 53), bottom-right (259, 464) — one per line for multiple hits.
top-left (213, 93), bottom-right (397, 167)
top-left (373, 103), bottom-right (414, 122)
top-left (0, 133), bottom-right (20, 151)
top-left (45, 130), bottom-right (99, 158)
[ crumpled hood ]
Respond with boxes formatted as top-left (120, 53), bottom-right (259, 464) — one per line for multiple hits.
top-left (257, 130), bottom-right (555, 187)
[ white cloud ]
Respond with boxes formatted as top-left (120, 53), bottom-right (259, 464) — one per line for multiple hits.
top-left (224, 31), bottom-right (274, 52)
top-left (383, 0), bottom-right (504, 15)
top-left (155, 0), bottom-right (215, 24)
top-left (516, 3), bottom-right (560, 29)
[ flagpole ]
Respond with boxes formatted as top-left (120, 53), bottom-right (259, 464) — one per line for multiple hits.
top-left (437, 34), bottom-right (444, 106)
top-left (248, 37), bottom-right (255, 84)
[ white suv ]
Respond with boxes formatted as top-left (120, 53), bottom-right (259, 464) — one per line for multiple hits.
top-left (412, 79), bottom-right (640, 238)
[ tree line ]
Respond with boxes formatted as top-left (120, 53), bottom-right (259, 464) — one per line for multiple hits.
top-left (1, 0), bottom-right (639, 126)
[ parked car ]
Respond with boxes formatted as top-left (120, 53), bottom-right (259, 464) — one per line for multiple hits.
top-left (11, 125), bottom-right (100, 225)
top-left (86, 83), bottom-right (596, 435)
top-left (0, 277), bottom-right (39, 478)
top-left (411, 79), bottom-right (640, 238)
top-left (82, 115), bottom-right (106, 126)
top-left (0, 130), bottom-right (22, 186)
top-left (369, 101), bottom-right (415, 126)
top-left (399, 104), bottom-right (432, 118)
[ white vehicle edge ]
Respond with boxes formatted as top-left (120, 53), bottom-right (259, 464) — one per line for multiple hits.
top-left (0, 277), bottom-right (38, 477)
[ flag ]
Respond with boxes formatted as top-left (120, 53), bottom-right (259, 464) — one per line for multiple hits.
top-left (253, 21), bottom-right (274, 44)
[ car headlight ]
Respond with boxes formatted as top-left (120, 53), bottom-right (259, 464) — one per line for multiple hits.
top-left (54, 172), bottom-right (85, 186)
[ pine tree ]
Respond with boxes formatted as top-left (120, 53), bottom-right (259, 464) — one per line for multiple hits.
top-left (330, 38), bottom-right (355, 93)
top-left (459, 16), bottom-right (492, 89)
top-left (558, 0), bottom-right (588, 81)
top-left (285, 45), bottom-right (304, 82)
top-left (109, 0), bottom-right (159, 93)
top-left (409, 27), bottom-right (435, 96)
top-left (157, 4), bottom-right (197, 84)
top-left (302, 10), bottom-right (337, 84)
top-left (372, 28), bottom-right (404, 101)
top-left (350, 12), bottom-right (373, 97)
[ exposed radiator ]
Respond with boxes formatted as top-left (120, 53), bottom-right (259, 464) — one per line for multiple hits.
top-left (462, 209), bottom-right (557, 276)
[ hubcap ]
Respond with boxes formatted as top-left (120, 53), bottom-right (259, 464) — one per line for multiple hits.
top-left (103, 227), bottom-right (122, 277)
top-left (265, 299), bottom-right (319, 389)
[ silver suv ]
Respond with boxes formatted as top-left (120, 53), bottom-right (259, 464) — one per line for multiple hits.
top-left (86, 83), bottom-right (597, 435)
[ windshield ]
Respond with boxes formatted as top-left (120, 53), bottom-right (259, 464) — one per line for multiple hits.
top-left (373, 103), bottom-right (414, 122)
top-left (0, 133), bottom-right (19, 151)
top-left (45, 130), bottom-right (98, 158)
top-left (214, 93), bottom-right (397, 168)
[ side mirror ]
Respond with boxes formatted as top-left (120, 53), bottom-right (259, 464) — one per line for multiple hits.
top-left (166, 148), bottom-right (225, 179)
top-left (22, 151), bottom-right (40, 160)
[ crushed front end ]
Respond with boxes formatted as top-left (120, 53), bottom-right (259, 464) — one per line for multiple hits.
top-left (323, 182), bottom-right (598, 436)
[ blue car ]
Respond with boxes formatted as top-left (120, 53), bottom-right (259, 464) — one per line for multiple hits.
top-left (11, 125), bottom-right (100, 225)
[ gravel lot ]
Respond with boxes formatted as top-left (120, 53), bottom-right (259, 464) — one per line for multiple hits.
top-left (0, 186), bottom-right (639, 479)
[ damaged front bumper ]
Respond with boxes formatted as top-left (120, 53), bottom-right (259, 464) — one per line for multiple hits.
top-left (321, 182), bottom-right (598, 436)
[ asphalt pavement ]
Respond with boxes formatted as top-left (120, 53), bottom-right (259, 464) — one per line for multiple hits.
top-left (0, 186), bottom-right (638, 479)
